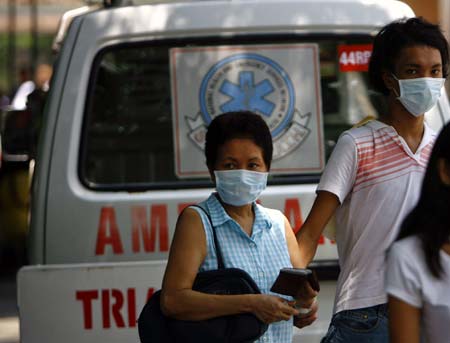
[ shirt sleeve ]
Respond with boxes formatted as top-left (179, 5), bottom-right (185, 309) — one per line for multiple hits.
top-left (317, 133), bottom-right (358, 204)
top-left (385, 243), bottom-right (423, 308)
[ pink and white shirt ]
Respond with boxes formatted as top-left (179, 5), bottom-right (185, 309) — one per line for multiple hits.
top-left (317, 120), bottom-right (435, 314)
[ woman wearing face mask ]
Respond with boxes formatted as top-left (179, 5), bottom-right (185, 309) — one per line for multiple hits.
top-left (386, 122), bottom-right (450, 343)
top-left (160, 111), bottom-right (318, 342)
top-left (295, 17), bottom-right (449, 343)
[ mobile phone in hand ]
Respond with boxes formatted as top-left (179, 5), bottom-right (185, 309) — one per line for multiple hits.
top-left (270, 268), bottom-right (320, 296)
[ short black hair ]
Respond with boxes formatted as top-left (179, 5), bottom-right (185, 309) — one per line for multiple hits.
top-left (369, 17), bottom-right (449, 95)
top-left (397, 122), bottom-right (450, 278)
top-left (205, 111), bottom-right (273, 170)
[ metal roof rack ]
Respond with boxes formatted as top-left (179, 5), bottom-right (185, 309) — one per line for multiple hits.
top-left (52, 4), bottom-right (101, 53)
top-left (54, 0), bottom-right (202, 53)
top-left (102, 0), bottom-right (132, 7)
top-left (88, 0), bottom-right (225, 7)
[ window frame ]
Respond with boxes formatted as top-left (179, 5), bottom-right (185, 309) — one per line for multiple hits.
top-left (79, 33), bottom-right (376, 192)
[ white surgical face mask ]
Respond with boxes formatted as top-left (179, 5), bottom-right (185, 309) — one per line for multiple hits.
top-left (214, 169), bottom-right (268, 206)
top-left (392, 74), bottom-right (445, 116)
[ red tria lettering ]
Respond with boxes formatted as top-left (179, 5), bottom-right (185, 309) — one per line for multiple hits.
top-left (76, 290), bottom-right (98, 329)
top-left (127, 288), bottom-right (137, 327)
top-left (111, 289), bottom-right (126, 328)
top-left (102, 289), bottom-right (126, 329)
top-left (102, 290), bottom-right (110, 328)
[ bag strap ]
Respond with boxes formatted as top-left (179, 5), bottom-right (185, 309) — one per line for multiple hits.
top-left (190, 204), bottom-right (225, 270)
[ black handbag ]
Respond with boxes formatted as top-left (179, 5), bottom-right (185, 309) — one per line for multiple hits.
top-left (138, 205), bottom-right (268, 343)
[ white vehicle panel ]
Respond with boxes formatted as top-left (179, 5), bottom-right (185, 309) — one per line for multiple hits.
top-left (17, 262), bottom-right (336, 342)
top-left (79, 0), bottom-right (414, 38)
top-left (18, 262), bottom-right (165, 342)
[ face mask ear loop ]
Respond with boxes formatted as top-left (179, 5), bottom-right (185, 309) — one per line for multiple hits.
top-left (391, 73), bottom-right (401, 98)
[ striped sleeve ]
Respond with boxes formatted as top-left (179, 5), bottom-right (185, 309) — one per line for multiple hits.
top-left (317, 133), bottom-right (357, 204)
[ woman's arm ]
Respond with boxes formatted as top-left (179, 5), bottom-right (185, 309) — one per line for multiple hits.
top-left (388, 295), bottom-right (421, 343)
top-left (296, 191), bottom-right (340, 267)
top-left (160, 207), bottom-right (299, 323)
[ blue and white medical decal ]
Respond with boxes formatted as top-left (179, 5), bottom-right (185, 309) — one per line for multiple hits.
top-left (170, 44), bottom-right (324, 178)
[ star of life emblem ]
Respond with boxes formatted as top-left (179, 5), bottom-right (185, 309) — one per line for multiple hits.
top-left (186, 53), bottom-right (311, 160)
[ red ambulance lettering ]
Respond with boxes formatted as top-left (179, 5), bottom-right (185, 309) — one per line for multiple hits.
top-left (76, 290), bottom-right (98, 329)
top-left (127, 288), bottom-right (137, 327)
top-left (151, 205), bottom-right (169, 252)
top-left (111, 289), bottom-right (126, 328)
top-left (102, 290), bottom-right (111, 328)
top-left (76, 288), bottom-right (151, 330)
top-left (178, 203), bottom-right (194, 214)
top-left (146, 288), bottom-right (155, 302)
top-left (284, 198), bottom-right (304, 234)
top-left (131, 206), bottom-right (151, 253)
top-left (317, 234), bottom-right (325, 245)
top-left (338, 44), bottom-right (373, 72)
top-left (95, 207), bottom-right (124, 255)
top-left (131, 205), bottom-right (169, 253)
top-left (101, 289), bottom-right (127, 328)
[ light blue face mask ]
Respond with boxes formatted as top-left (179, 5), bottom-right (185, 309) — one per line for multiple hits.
top-left (392, 74), bottom-right (445, 116)
top-left (214, 169), bottom-right (268, 206)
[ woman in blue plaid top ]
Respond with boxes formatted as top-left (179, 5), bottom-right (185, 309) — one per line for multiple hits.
top-left (161, 111), bottom-right (318, 342)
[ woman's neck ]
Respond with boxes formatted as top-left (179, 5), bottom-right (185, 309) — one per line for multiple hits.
top-left (222, 202), bottom-right (254, 220)
top-left (218, 197), bottom-right (255, 235)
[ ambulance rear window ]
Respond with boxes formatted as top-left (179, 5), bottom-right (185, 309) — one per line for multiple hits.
top-left (81, 36), bottom-right (384, 190)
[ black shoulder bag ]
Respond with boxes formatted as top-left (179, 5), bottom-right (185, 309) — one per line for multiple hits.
top-left (138, 205), bottom-right (268, 343)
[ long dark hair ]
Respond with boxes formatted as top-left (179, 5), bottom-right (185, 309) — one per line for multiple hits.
top-left (397, 123), bottom-right (450, 278)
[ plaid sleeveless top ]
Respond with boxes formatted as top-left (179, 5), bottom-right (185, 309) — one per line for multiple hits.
top-left (194, 193), bottom-right (294, 343)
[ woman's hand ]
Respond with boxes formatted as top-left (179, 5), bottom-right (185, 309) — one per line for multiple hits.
top-left (293, 282), bottom-right (319, 328)
top-left (294, 280), bottom-right (318, 308)
top-left (251, 294), bottom-right (299, 324)
top-left (293, 300), bottom-right (318, 328)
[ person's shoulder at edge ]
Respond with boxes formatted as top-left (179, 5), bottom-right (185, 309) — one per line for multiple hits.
top-left (346, 118), bottom-right (386, 137)
top-left (325, 119), bottom-right (380, 151)
top-left (348, 117), bottom-right (437, 139)
top-left (176, 194), bottom-right (215, 228)
top-left (388, 235), bottom-right (422, 261)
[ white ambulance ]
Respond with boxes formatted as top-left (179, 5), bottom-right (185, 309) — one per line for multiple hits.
top-left (16, 0), bottom-right (450, 342)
